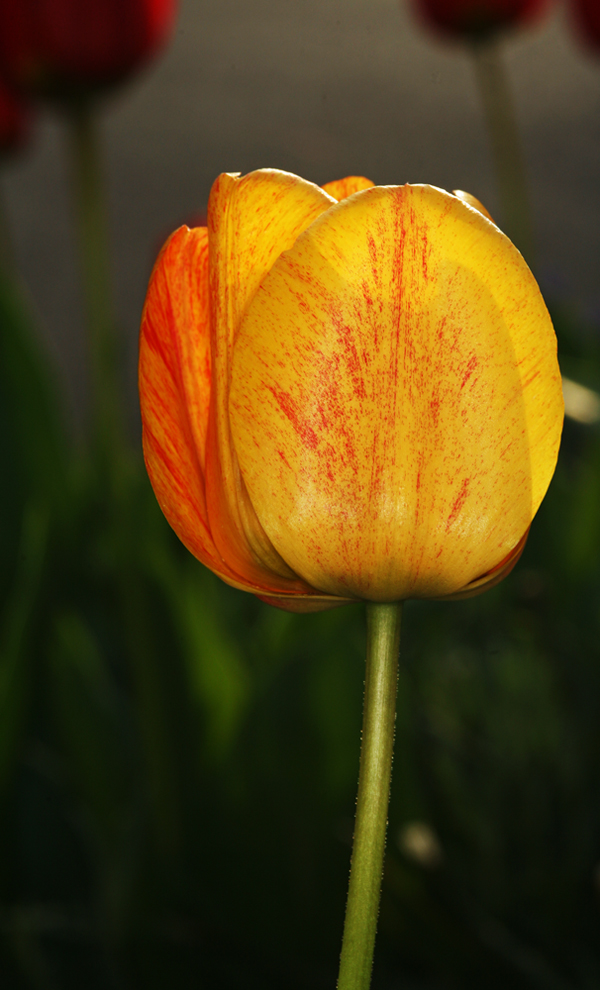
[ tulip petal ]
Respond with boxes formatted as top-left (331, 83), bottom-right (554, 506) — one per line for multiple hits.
top-left (322, 176), bottom-right (375, 202)
top-left (439, 529), bottom-right (528, 600)
top-left (231, 184), bottom-right (563, 601)
top-left (139, 226), bottom-right (224, 570)
top-left (453, 189), bottom-right (494, 222)
top-left (204, 168), bottom-right (336, 590)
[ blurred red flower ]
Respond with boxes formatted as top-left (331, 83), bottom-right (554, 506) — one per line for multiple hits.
top-left (0, 0), bottom-right (178, 102)
top-left (570, 0), bottom-right (600, 50)
top-left (412, 0), bottom-right (551, 40)
top-left (0, 78), bottom-right (31, 153)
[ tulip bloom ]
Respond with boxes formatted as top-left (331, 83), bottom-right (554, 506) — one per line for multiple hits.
top-left (0, 0), bottom-right (177, 100)
top-left (412, 0), bottom-right (551, 39)
top-left (139, 169), bottom-right (563, 612)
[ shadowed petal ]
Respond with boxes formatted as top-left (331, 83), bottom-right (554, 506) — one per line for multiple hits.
top-left (322, 176), bottom-right (375, 201)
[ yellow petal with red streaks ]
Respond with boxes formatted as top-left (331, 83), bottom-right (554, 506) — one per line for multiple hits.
top-left (230, 184), bottom-right (563, 601)
top-left (322, 176), bottom-right (375, 201)
top-left (204, 168), bottom-right (336, 591)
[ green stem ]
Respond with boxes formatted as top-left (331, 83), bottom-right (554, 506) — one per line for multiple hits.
top-left (66, 101), bottom-right (123, 463)
top-left (337, 602), bottom-right (403, 990)
top-left (470, 39), bottom-right (534, 264)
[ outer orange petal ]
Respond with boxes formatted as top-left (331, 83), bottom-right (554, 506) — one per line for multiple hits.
top-left (322, 176), bottom-right (375, 201)
top-left (204, 168), bottom-right (337, 591)
top-left (230, 184), bottom-right (563, 601)
top-left (139, 226), bottom-right (224, 571)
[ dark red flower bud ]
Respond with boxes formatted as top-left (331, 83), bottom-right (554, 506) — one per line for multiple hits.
top-left (570, 0), bottom-right (600, 51)
top-left (0, 0), bottom-right (178, 103)
top-left (0, 78), bottom-right (31, 154)
top-left (412, 0), bottom-right (551, 41)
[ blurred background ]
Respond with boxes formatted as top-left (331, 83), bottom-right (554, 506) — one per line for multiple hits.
top-left (1, 0), bottom-right (600, 987)
top-left (5, 0), bottom-right (600, 428)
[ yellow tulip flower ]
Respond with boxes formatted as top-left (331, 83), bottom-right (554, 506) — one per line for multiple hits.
top-left (139, 169), bottom-right (563, 611)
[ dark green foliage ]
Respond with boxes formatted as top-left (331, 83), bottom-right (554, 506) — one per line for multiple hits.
top-left (1, 286), bottom-right (600, 989)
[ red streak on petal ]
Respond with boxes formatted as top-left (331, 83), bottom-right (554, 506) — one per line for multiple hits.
top-left (461, 354), bottom-right (479, 389)
top-left (266, 384), bottom-right (319, 450)
top-left (446, 477), bottom-right (470, 531)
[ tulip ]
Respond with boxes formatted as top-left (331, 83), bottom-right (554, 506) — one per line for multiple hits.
top-left (139, 168), bottom-right (564, 613)
top-left (0, 0), bottom-right (177, 101)
top-left (140, 169), bottom-right (563, 990)
top-left (569, 0), bottom-right (600, 50)
top-left (412, 0), bottom-right (552, 40)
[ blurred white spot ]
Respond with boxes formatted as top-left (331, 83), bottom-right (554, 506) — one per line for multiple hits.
top-left (562, 376), bottom-right (600, 424)
top-left (397, 821), bottom-right (443, 869)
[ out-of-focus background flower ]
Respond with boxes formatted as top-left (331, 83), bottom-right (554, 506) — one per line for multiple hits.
top-left (1, 0), bottom-right (600, 987)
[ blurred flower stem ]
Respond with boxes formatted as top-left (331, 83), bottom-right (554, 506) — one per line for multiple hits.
top-left (67, 102), bottom-right (180, 860)
top-left (0, 185), bottom-right (15, 275)
top-left (337, 602), bottom-right (402, 990)
top-left (67, 101), bottom-right (124, 467)
top-left (470, 39), bottom-right (534, 263)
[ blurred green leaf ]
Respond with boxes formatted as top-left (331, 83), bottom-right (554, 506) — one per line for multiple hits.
top-left (563, 437), bottom-right (600, 580)
top-left (114, 483), bottom-right (184, 864)
top-left (0, 272), bottom-right (66, 500)
top-left (0, 271), bottom-right (67, 616)
top-left (48, 609), bottom-right (133, 853)
top-left (0, 502), bottom-right (48, 793)
top-left (178, 564), bottom-right (250, 763)
top-left (142, 506), bottom-right (251, 764)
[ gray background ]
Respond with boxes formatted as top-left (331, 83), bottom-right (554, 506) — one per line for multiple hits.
top-left (2, 0), bottom-right (599, 432)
